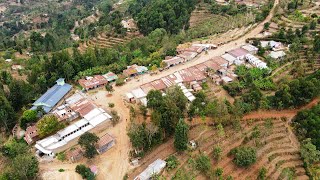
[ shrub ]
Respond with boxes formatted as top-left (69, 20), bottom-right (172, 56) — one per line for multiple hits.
top-left (115, 78), bottom-right (125, 86)
top-left (212, 146), bottom-right (222, 161)
top-left (195, 154), bottom-right (212, 173)
top-left (232, 146), bottom-right (257, 167)
top-left (59, 169), bottom-right (65, 172)
top-left (56, 152), bottom-right (66, 161)
top-left (166, 155), bottom-right (179, 171)
top-left (75, 164), bottom-right (95, 180)
top-left (108, 103), bottom-right (115, 108)
top-left (258, 167), bottom-right (267, 180)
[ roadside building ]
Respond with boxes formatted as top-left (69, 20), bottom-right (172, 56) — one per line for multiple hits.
top-left (161, 76), bottom-right (176, 87)
top-left (211, 56), bottom-right (229, 67)
top-left (177, 51), bottom-right (198, 61)
top-left (268, 51), bottom-right (286, 60)
top-left (176, 69), bottom-right (196, 83)
top-left (79, 75), bottom-right (108, 91)
top-left (204, 60), bottom-right (220, 71)
top-left (140, 83), bottom-right (156, 94)
top-left (221, 53), bottom-right (237, 65)
top-left (246, 54), bottom-right (268, 69)
top-left (66, 147), bottom-right (83, 163)
top-left (95, 133), bottom-right (115, 154)
top-left (195, 63), bottom-right (209, 72)
top-left (125, 92), bottom-right (135, 103)
top-left (241, 44), bottom-right (258, 54)
top-left (150, 79), bottom-right (167, 91)
top-left (102, 72), bottom-right (118, 82)
top-left (134, 159), bottom-right (166, 180)
top-left (31, 78), bottom-right (72, 113)
top-left (227, 48), bottom-right (249, 60)
top-left (188, 66), bottom-right (206, 82)
top-left (162, 56), bottom-right (184, 67)
top-left (123, 64), bottom-right (148, 77)
top-left (131, 88), bottom-right (147, 102)
top-left (24, 125), bottom-right (38, 145)
top-left (35, 108), bottom-right (112, 157)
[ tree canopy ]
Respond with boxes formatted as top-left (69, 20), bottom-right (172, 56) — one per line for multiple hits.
top-left (36, 115), bottom-right (64, 138)
top-left (78, 132), bottom-right (99, 159)
top-left (174, 119), bottom-right (189, 151)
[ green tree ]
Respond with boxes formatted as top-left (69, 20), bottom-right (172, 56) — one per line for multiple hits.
top-left (166, 86), bottom-right (188, 113)
top-left (0, 94), bottom-right (16, 131)
top-left (9, 154), bottom-right (39, 179)
top-left (232, 146), bottom-right (257, 167)
top-left (174, 119), bottom-right (189, 151)
top-left (214, 167), bottom-right (223, 178)
top-left (195, 153), bottom-right (212, 176)
top-left (300, 138), bottom-right (320, 165)
top-left (75, 164), bottom-right (95, 180)
top-left (78, 132), bottom-right (99, 159)
top-left (166, 155), bottom-right (180, 171)
top-left (258, 167), bottom-right (267, 180)
top-left (105, 84), bottom-right (114, 94)
top-left (20, 110), bottom-right (38, 130)
top-left (0, 139), bottom-right (28, 159)
top-left (147, 90), bottom-right (164, 110)
top-left (36, 115), bottom-right (64, 138)
top-left (213, 146), bottom-right (222, 161)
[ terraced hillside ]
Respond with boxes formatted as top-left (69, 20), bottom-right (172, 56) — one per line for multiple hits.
top-left (164, 118), bottom-right (308, 179)
top-left (78, 32), bottom-right (140, 51)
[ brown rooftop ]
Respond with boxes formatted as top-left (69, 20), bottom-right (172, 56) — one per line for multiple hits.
top-left (150, 79), bottom-right (167, 90)
top-left (188, 66), bottom-right (206, 81)
top-left (96, 133), bottom-right (114, 149)
top-left (140, 83), bottom-right (156, 94)
top-left (228, 48), bottom-right (249, 58)
top-left (204, 60), bottom-right (220, 71)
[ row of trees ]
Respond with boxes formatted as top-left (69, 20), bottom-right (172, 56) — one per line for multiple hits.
top-left (128, 0), bottom-right (197, 35)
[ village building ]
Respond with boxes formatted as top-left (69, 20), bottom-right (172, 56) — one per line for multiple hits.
top-left (31, 78), bottom-right (72, 113)
top-left (150, 79), bottom-right (167, 91)
top-left (203, 60), bottom-right (220, 71)
top-left (190, 81), bottom-right (202, 92)
top-left (134, 159), bottom-right (166, 180)
top-left (241, 44), bottom-right (258, 54)
top-left (261, 41), bottom-right (283, 51)
top-left (90, 166), bottom-right (98, 175)
top-left (24, 125), bottom-right (38, 145)
top-left (35, 108), bottom-right (112, 157)
top-left (95, 133), bottom-right (115, 154)
top-left (183, 45), bottom-right (204, 54)
top-left (195, 62), bottom-right (209, 72)
top-left (177, 51), bottom-right (198, 61)
top-left (123, 64), bottom-right (148, 77)
top-left (177, 83), bottom-right (196, 102)
top-left (102, 72), bottom-right (118, 82)
top-left (246, 54), bottom-right (268, 69)
top-left (221, 53), bottom-right (237, 65)
top-left (211, 56), bottom-right (229, 67)
top-left (161, 76), bottom-right (176, 87)
top-left (125, 92), bottom-right (135, 103)
top-left (131, 88), bottom-right (147, 106)
top-left (140, 83), bottom-right (156, 94)
top-left (162, 56), bottom-right (184, 67)
top-left (269, 51), bottom-right (286, 60)
top-left (66, 147), bottom-right (83, 163)
top-left (227, 48), bottom-right (249, 60)
top-left (176, 69), bottom-right (196, 83)
top-left (221, 76), bottom-right (233, 84)
top-left (188, 66), bottom-right (206, 82)
top-left (78, 75), bottom-right (108, 91)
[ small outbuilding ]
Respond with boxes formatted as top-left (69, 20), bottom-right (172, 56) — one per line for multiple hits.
top-left (134, 159), bottom-right (167, 180)
top-left (96, 133), bottom-right (115, 154)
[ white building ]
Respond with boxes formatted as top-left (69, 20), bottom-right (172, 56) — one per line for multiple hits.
top-left (269, 51), bottom-right (286, 60)
top-left (241, 44), bottom-right (258, 54)
top-left (245, 54), bottom-right (268, 69)
top-left (134, 159), bottom-right (167, 180)
top-left (221, 53), bottom-right (237, 65)
top-left (35, 108), bottom-right (112, 157)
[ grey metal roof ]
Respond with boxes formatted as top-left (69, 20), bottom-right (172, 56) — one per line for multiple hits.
top-left (32, 83), bottom-right (72, 113)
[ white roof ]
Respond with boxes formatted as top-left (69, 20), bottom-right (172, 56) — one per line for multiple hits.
top-left (84, 108), bottom-right (104, 120)
top-left (134, 159), bottom-right (166, 180)
top-left (140, 98), bottom-right (147, 106)
top-left (35, 144), bottom-right (53, 155)
top-left (173, 72), bottom-right (183, 83)
top-left (126, 92), bottom-right (134, 99)
top-left (131, 88), bottom-right (146, 99)
top-left (269, 51), bottom-right (286, 59)
top-left (89, 113), bottom-right (110, 127)
top-left (221, 76), bottom-right (233, 82)
top-left (221, 53), bottom-right (236, 63)
top-left (57, 125), bottom-right (78, 137)
top-left (75, 118), bottom-right (89, 127)
top-left (241, 44), bottom-right (258, 52)
top-left (66, 92), bottom-right (85, 105)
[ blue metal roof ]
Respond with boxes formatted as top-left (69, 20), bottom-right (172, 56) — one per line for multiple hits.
top-left (32, 82), bottom-right (72, 113)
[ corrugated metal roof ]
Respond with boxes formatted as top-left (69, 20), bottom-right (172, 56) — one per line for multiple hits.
top-left (32, 82), bottom-right (72, 113)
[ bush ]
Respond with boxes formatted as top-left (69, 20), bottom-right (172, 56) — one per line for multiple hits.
top-left (195, 154), bottom-right (212, 174)
top-left (232, 146), bottom-right (257, 167)
top-left (115, 78), bottom-right (125, 86)
top-left (212, 146), bottom-right (222, 161)
top-left (108, 103), bottom-right (115, 108)
top-left (166, 155), bottom-right (179, 171)
top-left (75, 164), bottom-right (95, 180)
top-left (56, 152), bottom-right (66, 161)
top-left (59, 169), bottom-right (65, 172)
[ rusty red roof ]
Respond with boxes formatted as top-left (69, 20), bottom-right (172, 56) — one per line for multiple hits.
top-left (150, 79), bottom-right (167, 90)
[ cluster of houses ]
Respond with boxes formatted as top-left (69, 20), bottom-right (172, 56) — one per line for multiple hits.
top-left (78, 72), bottom-right (118, 91)
top-left (164, 44), bottom-right (217, 68)
top-left (261, 40), bottom-right (286, 60)
top-left (126, 42), bottom-right (279, 105)
top-left (24, 79), bottom-right (115, 159)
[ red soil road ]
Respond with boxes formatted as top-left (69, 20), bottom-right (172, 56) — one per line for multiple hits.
top-left (243, 98), bottom-right (320, 120)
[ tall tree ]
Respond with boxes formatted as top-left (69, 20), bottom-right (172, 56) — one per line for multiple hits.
top-left (174, 119), bottom-right (189, 151)
top-left (78, 132), bottom-right (99, 159)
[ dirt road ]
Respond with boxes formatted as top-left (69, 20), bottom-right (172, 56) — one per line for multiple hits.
top-left (39, 0), bottom-right (280, 179)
